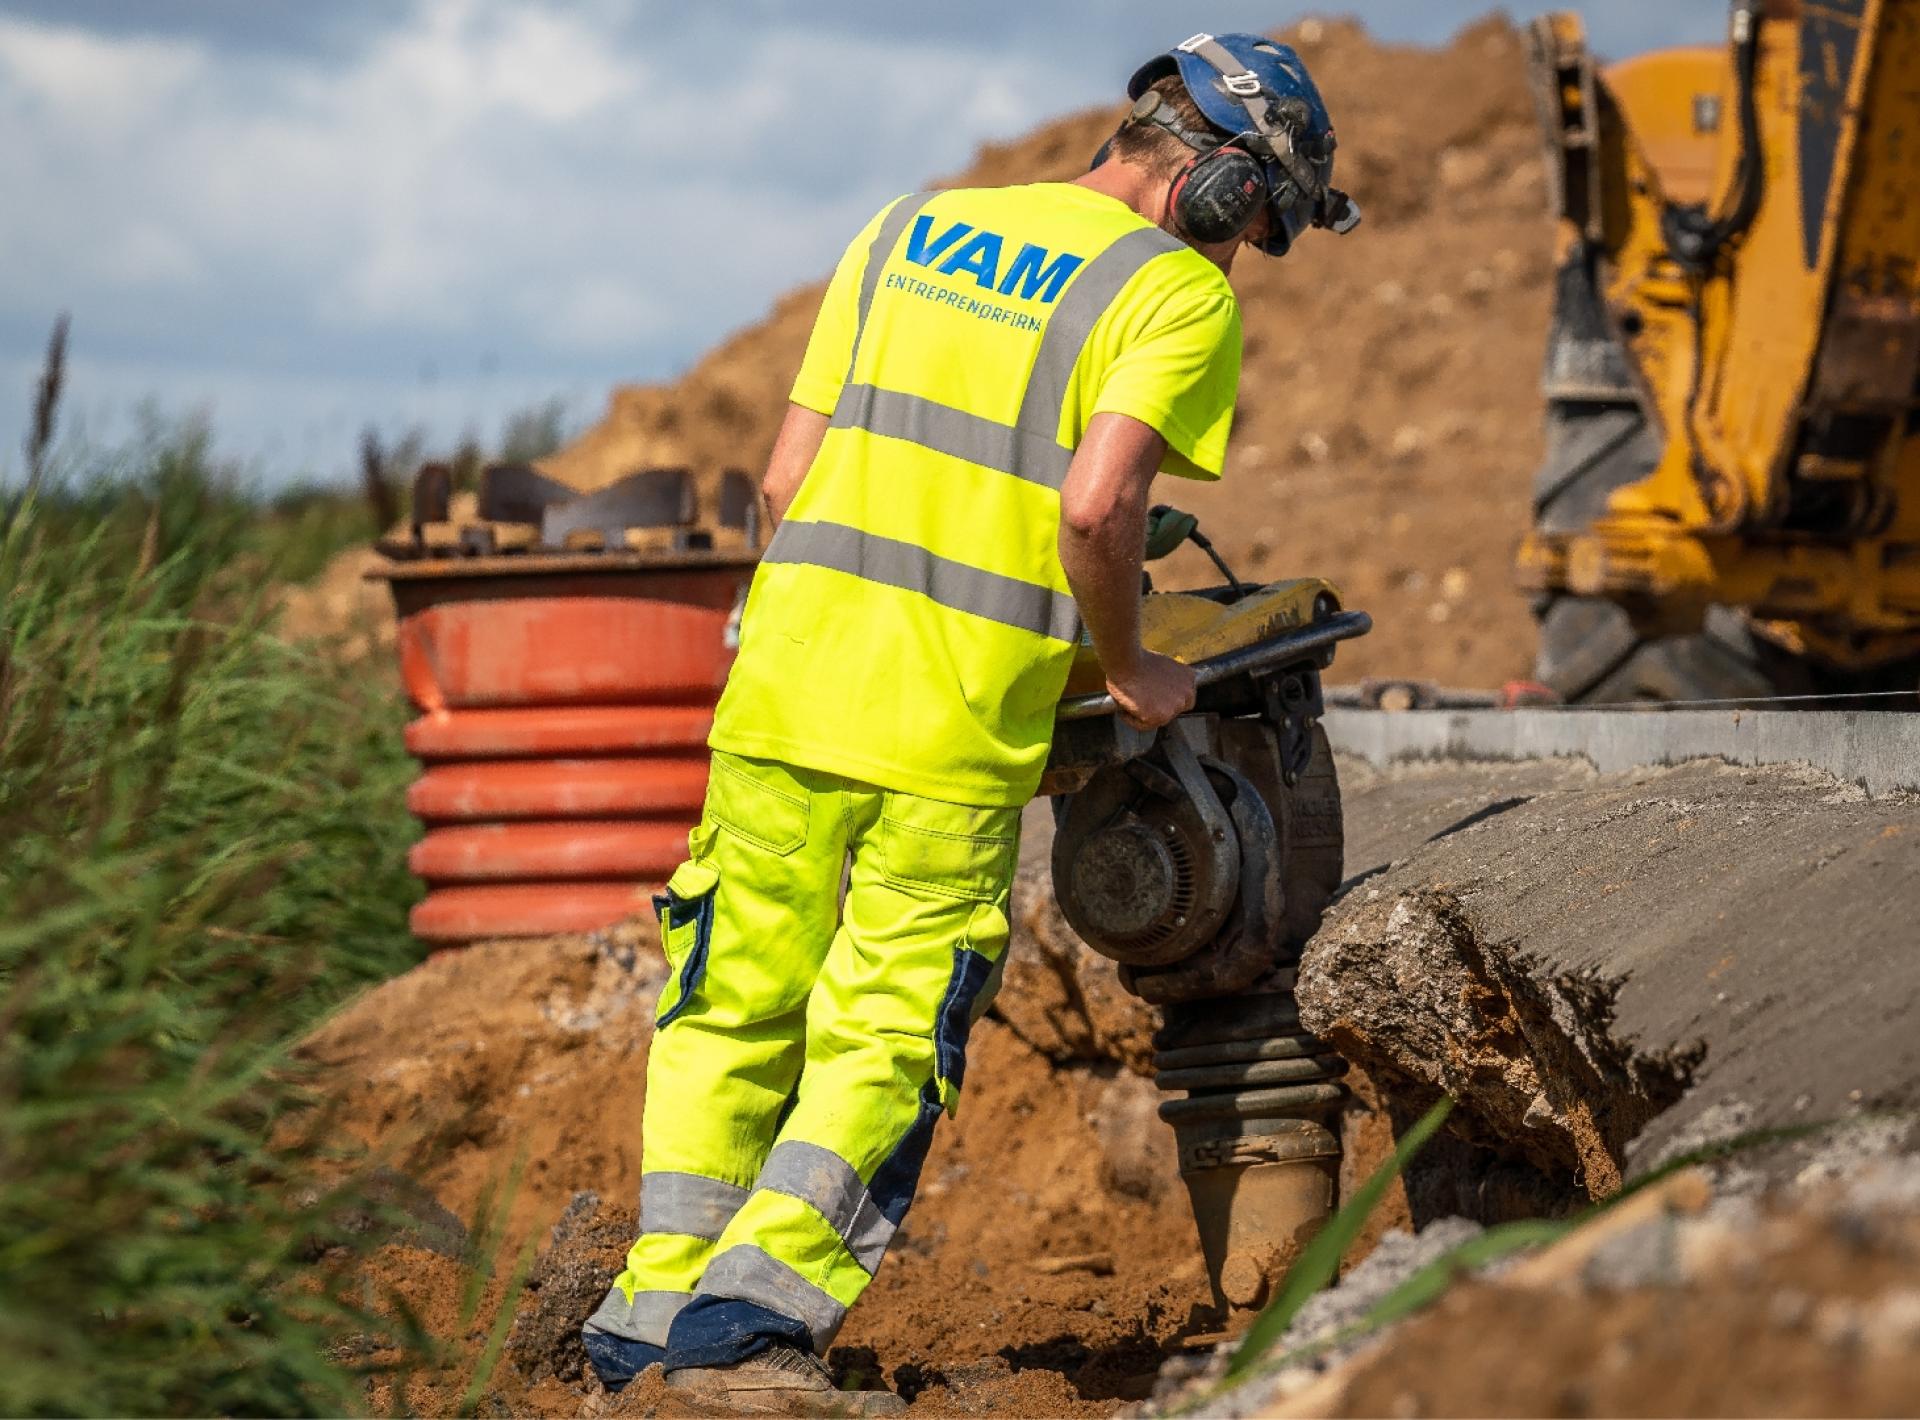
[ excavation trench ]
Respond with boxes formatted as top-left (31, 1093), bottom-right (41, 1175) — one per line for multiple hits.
top-left (309, 932), bottom-right (1218, 1418)
top-left (301, 800), bottom-right (1607, 1415)
top-left (305, 752), bottom-right (1920, 1415)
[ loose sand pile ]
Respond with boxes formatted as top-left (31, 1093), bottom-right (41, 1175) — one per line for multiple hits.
top-left (302, 927), bottom-right (1210, 1418)
top-left (275, 545), bottom-right (395, 661)
top-left (301, 754), bottom-right (1920, 1417)
top-left (535, 16), bottom-right (1554, 689)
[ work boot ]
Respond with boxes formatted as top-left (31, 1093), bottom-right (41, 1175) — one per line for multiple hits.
top-left (664, 1343), bottom-right (906, 1416)
top-left (580, 1326), bottom-right (664, 1394)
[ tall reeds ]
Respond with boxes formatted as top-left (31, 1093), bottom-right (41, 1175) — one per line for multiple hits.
top-left (0, 335), bottom-right (424, 1415)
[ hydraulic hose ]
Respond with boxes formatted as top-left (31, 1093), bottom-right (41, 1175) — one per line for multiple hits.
top-left (1664, 0), bottom-right (1765, 270)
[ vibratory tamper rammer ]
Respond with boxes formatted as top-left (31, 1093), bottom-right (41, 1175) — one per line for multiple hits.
top-left (1041, 511), bottom-right (1370, 1328)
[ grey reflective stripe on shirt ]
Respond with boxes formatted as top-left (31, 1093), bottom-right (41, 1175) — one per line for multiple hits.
top-left (755, 1139), bottom-right (896, 1275)
top-left (639, 1171), bottom-right (750, 1242)
top-left (584, 1286), bottom-right (691, 1347)
top-left (839, 210), bottom-right (1184, 492)
top-left (816, 202), bottom-right (1183, 643)
top-left (765, 521), bottom-right (1081, 644)
top-left (698, 1243), bottom-right (848, 1353)
top-left (846, 192), bottom-right (938, 386)
top-left (829, 383), bottom-right (1073, 490)
top-left (1015, 225), bottom-right (1185, 437)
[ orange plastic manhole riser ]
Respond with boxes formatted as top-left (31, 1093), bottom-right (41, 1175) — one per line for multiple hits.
top-left (383, 564), bottom-right (752, 944)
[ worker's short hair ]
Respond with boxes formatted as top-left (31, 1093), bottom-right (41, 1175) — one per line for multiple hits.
top-left (1106, 75), bottom-right (1221, 179)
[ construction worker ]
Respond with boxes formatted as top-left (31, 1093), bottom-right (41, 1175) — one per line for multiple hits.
top-left (583, 32), bottom-right (1355, 1415)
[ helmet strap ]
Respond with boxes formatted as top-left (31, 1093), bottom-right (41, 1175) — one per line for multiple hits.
top-left (1177, 33), bottom-right (1284, 139)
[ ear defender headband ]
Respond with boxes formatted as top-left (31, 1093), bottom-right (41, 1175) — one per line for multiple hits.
top-left (1104, 34), bottom-right (1362, 256)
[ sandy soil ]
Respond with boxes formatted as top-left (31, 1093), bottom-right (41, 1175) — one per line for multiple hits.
top-left (302, 925), bottom-right (1211, 1417)
top-left (300, 751), bottom-right (1920, 1418)
top-left (1200, 1157), bottom-right (1920, 1418)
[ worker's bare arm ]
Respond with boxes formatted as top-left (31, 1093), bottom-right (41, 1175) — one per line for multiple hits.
top-left (761, 404), bottom-right (831, 528)
top-left (1059, 412), bottom-right (1197, 731)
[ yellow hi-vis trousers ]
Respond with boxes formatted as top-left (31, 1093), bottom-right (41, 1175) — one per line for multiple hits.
top-left (585, 750), bottom-right (1019, 1369)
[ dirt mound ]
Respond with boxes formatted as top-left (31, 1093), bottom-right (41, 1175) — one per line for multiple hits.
top-left (274, 545), bottom-right (395, 659)
top-left (304, 914), bottom-right (1207, 1416)
top-left (1211, 1158), bottom-right (1920, 1419)
top-left (298, 925), bottom-right (666, 1247)
top-left (538, 16), bottom-right (1552, 688)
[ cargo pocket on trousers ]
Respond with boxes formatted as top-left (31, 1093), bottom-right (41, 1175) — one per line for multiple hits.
top-left (876, 797), bottom-right (1016, 903)
top-left (707, 755), bottom-right (810, 856)
top-left (654, 858), bottom-right (719, 1028)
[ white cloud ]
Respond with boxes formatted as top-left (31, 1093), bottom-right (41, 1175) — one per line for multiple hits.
top-left (0, 3), bottom-right (1063, 346)
top-left (0, 16), bottom-right (204, 136)
top-left (100, 221), bottom-right (207, 288)
top-left (0, 2), bottom-right (1728, 486)
top-left (343, 0), bottom-right (633, 129)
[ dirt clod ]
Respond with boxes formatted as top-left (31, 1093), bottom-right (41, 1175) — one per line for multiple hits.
top-left (1299, 887), bottom-right (1697, 1196)
top-left (508, 1192), bottom-right (640, 1385)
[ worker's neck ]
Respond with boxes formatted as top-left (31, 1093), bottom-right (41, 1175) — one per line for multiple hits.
top-left (1073, 160), bottom-right (1239, 275)
top-left (1073, 159), bottom-right (1171, 232)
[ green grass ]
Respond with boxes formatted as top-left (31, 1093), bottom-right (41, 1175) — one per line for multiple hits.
top-left (0, 420), bottom-right (427, 1416)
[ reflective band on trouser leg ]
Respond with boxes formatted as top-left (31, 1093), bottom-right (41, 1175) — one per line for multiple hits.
top-left (642, 1172), bottom-right (751, 1239)
top-left (763, 522), bottom-right (1081, 644)
top-left (585, 1286), bottom-right (693, 1348)
top-left (600, 754), bottom-right (852, 1352)
top-left (664, 784), bottom-right (1019, 1369)
top-left (755, 1139), bottom-right (895, 1273)
top-left (587, 1171), bottom-right (751, 1344)
top-left (697, 1241), bottom-right (854, 1355)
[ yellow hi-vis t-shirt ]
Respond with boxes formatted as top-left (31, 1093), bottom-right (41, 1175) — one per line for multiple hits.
top-left (709, 182), bottom-right (1243, 806)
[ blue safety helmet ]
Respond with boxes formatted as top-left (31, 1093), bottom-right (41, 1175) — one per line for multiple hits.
top-left (1125, 32), bottom-right (1358, 256)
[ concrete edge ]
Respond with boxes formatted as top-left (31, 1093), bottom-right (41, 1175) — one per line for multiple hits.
top-left (1323, 708), bottom-right (1920, 799)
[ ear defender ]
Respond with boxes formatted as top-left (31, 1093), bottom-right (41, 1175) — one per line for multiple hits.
top-left (1118, 90), bottom-right (1277, 248)
top-left (1168, 145), bottom-right (1270, 244)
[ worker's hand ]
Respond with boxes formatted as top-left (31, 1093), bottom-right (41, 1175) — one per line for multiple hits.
top-left (1106, 650), bottom-right (1197, 731)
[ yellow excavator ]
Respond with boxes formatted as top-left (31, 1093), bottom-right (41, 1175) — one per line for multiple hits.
top-left (1517, 0), bottom-right (1920, 702)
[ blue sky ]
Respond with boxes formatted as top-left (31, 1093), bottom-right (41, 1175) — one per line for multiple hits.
top-left (0, 3), bottom-right (1725, 487)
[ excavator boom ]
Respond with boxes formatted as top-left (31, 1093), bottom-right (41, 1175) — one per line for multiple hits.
top-left (1521, 0), bottom-right (1920, 700)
